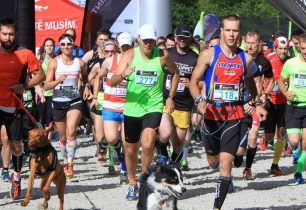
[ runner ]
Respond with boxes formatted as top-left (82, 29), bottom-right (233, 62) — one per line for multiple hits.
top-left (0, 18), bottom-right (45, 200)
top-left (278, 33), bottom-right (306, 184)
top-left (44, 33), bottom-right (90, 179)
top-left (189, 15), bottom-right (267, 209)
top-left (110, 24), bottom-right (180, 200)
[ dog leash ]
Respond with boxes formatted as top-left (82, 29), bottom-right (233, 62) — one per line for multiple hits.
top-left (11, 92), bottom-right (43, 129)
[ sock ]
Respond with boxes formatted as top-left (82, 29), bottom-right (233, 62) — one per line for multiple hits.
top-left (13, 171), bottom-right (21, 182)
top-left (171, 151), bottom-right (183, 163)
top-left (2, 167), bottom-right (9, 171)
top-left (296, 151), bottom-right (306, 173)
top-left (245, 147), bottom-right (257, 168)
top-left (113, 140), bottom-right (123, 161)
top-left (182, 146), bottom-right (189, 161)
top-left (128, 177), bottom-right (137, 185)
top-left (272, 139), bottom-right (286, 165)
top-left (159, 141), bottom-right (169, 158)
top-left (120, 160), bottom-right (127, 173)
top-left (59, 141), bottom-right (67, 164)
top-left (213, 176), bottom-right (231, 209)
top-left (66, 139), bottom-right (77, 164)
top-left (12, 154), bottom-right (23, 173)
top-left (108, 145), bottom-right (115, 167)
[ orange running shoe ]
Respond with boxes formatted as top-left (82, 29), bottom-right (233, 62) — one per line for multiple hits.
top-left (258, 136), bottom-right (267, 151)
top-left (10, 174), bottom-right (21, 200)
top-left (65, 163), bottom-right (74, 179)
top-left (271, 166), bottom-right (284, 176)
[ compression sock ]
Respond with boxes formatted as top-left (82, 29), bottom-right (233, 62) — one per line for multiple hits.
top-left (272, 139), bottom-right (286, 165)
top-left (245, 147), bottom-right (257, 168)
top-left (66, 139), bottom-right (77, 164)
top-left (182, 146), bottom-right (189, 161)
top-left (159, 141), bottom-right (169, 158)
top-left (108, 145), bottom-right (115, 167)
top-left (12, 154), bottom-right (23, 173)
top-left (59, 141), bottom-right (67, 164)
top-left (296, 151), bottom-right (306, 173)
top-left (213, 176), bottom-right (231, 209)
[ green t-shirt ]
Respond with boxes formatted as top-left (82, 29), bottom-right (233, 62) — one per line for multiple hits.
top-left (281, 56), bottom-right (306, 106)
top-left (124, 47), bottom-right (164, 117)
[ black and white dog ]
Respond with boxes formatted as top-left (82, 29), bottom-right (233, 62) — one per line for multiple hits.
top-left (137, 164), bottom-right (186, 210)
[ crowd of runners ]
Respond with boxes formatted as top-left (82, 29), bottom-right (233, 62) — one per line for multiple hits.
top-left (0, 14), bottom-right (306, 210)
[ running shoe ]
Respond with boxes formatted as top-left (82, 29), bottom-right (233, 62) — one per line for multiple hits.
top-left (10, 174), bottom-right (21, 200)
top-left (180, 159), bottom-right (189, 171)
top-left (126, 184), bottom-right (138, 200)
top-left (294, 172), bottom-right (304, 184)
top-left (243, 168), bottom-right (254, 180)
top-left (1, 170), bottom-right (10, 182)
top-left (65, 163), bottom-right (74, 179)
top-left (258, 137), bottom-right (267, 151)
top-left (113, 150), bottom-right (121, 166)
top-left (156, 155), bottom-right (168, 166)
top-left (96, 149), bottom-right (107, 162)
top-left (108, 166), bottom-right (116, 176)
top-left (270, 166), bottom-right (284, 176)
top-left (188, 143), bottom-right (193, 153)
top-left (293, 153), bottom-right (300, 165)
top-left (283, 147), bottom-right (293, 156)
top-left (119, 171), bottom-right (128, 185)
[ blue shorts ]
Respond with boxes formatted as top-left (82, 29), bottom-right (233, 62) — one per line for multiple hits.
top-left (102, 109), bottom-right (124, 123)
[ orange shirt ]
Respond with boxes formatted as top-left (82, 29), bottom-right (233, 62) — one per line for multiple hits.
top-left (0, 48), bottom-right (40, 108)
top-left (267, 53), bottom-right (287, 104)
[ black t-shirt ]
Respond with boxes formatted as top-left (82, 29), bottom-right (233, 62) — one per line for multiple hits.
top-left (163, 47), bottom-right (198, 111)
top-left (253, 53), bottom-right (273, 78)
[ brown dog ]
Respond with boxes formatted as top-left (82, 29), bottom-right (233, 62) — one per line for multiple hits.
top-left (21, 128), bottom-right (66, 210)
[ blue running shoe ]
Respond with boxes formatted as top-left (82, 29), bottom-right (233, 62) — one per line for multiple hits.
top-left (156, 155), bottom-right (168, 166)
top-left (294, 172), bottom-right (304, 184)
top-left (293, 153), bottom-right (300, 165)
top-left (126, 184), bottom-right (138, 200)
top-left (1, 170), bottom-right (9, 182)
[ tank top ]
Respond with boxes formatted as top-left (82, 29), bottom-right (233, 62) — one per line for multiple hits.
top-left (203, 45), bottom-right (247, 121)
top-left (52, 57), bottom-right (81, 102)
top-left (103, 54), bottom-right (126, 112)
top-left (41, 59), bottom-right (53, 97)
top-left (124, 47), bottom-right (164, 117)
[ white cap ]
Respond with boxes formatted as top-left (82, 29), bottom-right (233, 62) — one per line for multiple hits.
top-left (118, 32), bottom-right (133, 47)
top-left (138, 24), bottom-right (157, 40)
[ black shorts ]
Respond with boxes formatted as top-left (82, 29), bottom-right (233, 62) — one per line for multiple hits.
top-left (37, 96), bottom-right (53, 127)
top-left (202, 119), bottom-right (242, 156)
top-left (285, 104), bottom-right (306, 129)
top-left (263, 103), bottom-right (286, 133)
top-left (0, 110), bottom-right (23, 142)
top-left (124, 112), bottom-right (162, 143)
top-left (52, 100), bottom-right (83, 122)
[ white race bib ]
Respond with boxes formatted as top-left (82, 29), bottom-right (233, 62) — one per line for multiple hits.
top-left (293, 73), bottom-right (306, 88)
top-left (135, 70), bottom-right (157, 86)
top-left (213, 83), bottom-right (240, 102)
top-left (165, 75), bottom-right (185, 92)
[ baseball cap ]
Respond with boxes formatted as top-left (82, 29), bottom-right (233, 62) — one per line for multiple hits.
top-left (104, 40), bottom-right (117, 48)
top-left (274, 37), bottom-right (288, 48)
top-left (139, 24), bottom-right (157, 40)
top-left (118, 32), bottom-right (133, 47)
top-left (175, 24), bottom-right (192, 37)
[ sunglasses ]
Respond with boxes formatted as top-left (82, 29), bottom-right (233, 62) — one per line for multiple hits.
top-left (60, 42), bottom-right (73, 47)
top-left (104, 50), bottom-right (116, 54)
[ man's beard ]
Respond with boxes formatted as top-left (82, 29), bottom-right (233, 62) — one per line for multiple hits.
top-left (1, 40), bottom-right (15, 50)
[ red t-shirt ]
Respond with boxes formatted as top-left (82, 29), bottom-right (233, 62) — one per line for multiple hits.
top-left (0, 48), bottom-right (40, 109)
top-left (266, 53), bottom-right (287, 104)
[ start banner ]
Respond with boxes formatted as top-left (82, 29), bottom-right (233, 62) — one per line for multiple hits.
top-left (35, 0), bottom-right (86, 48)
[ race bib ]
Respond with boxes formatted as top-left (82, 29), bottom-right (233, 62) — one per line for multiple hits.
top-left (293, 73), bottom-right (306, 88)
top-left (165, 75), bottom-right (185, 92)
top-left (213, 83), bottom-right (239, 102)
top-left (272, 82), bottom-right (280, 93)
top-left (59, 86), bottom-right (78, 98)
top-left (23, 90), bottom-right (33, 102)
top-left (135, 70), bottom-right (157, 86)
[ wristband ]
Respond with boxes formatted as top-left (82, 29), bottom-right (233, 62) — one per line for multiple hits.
top-left (194, 95), bottom-right (206, 106)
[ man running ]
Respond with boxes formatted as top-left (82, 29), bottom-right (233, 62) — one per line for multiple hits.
top-left (189, 15), bottom-right (267, 210)
top-left (0, 18), bottom-right (45, 199)
top-left (278, 33), bottom-right (306, 184)
top-left (110, 24), bottom-right (180, 200)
